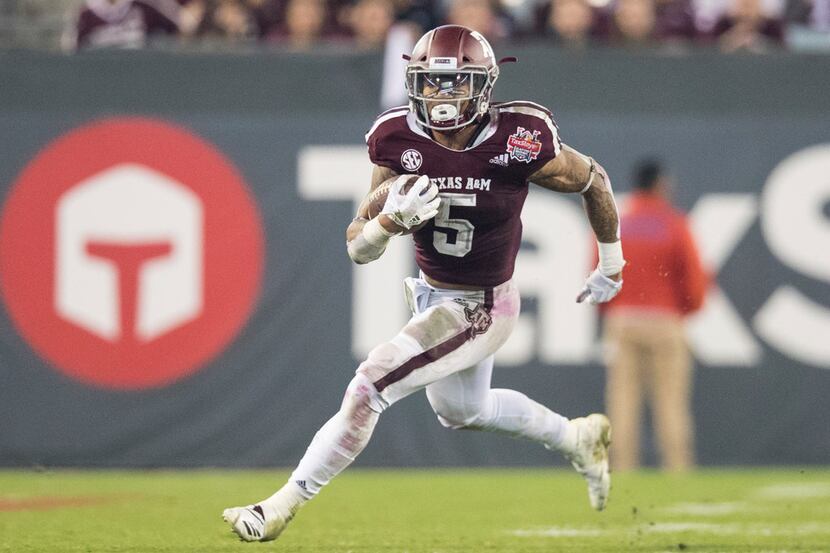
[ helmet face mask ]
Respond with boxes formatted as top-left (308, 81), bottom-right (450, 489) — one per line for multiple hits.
top-left (404, 26), bottom-right (501, 132)
top-left (406, 67), bottom-right (492, 131)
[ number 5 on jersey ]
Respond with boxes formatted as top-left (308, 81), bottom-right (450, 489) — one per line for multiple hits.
top-left (434, 193), bottom-right (476, 257)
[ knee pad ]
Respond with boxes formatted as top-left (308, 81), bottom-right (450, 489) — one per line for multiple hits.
top-left (355, 335), bottom-right (420, 396)
top-left (355, 341), bottom-right (408, 383)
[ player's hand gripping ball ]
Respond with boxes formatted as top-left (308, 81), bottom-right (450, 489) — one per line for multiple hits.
top-left (357, 174), bottom-right (439, 234)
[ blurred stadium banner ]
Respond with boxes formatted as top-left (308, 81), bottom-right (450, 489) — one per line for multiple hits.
top-left (0, 49), bottom-right (828, 468)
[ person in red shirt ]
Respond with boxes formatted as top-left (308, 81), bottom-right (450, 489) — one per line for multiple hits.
top-left (602, 158), bottom-right (707, 472)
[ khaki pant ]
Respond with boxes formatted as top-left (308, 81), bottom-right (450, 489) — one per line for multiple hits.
top-left (603, 312), bottom-right (695, 472)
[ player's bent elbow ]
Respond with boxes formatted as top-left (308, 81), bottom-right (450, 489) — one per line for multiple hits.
top-left (350, 255), bottom-right (371, 265)
top-left (346, 246), bottom-right (370, 265)
top-left (346, 240), bottom-right (382, 264)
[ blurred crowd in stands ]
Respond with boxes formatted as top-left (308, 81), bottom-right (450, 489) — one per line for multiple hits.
top-left (1, 0), bottom-right (828, 52)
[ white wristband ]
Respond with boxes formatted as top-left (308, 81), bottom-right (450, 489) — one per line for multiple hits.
top-left (598, 240), bottom-right (625, 276)
top-left (347, 218), bottom-right (397, 264)
top-left (362, 217), bottom-right (397, 247)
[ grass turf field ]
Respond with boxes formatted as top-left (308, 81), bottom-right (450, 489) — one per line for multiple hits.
top-left (1, 468), bottom-right (829, 552)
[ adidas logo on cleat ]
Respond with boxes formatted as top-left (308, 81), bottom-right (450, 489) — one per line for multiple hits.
top-left (489, 154), bottom-right (509, 167)
top-left (242, 520), bottom-right (261, 538)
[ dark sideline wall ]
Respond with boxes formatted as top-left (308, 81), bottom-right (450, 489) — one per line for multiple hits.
top-left (1, 49), bottom-right (828, 467)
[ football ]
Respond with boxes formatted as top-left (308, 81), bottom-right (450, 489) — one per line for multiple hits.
top-left (356, 174), bottom-right (429, 234)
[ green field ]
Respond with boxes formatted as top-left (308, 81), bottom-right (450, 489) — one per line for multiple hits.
top-left (1, 468), bottom-right (829, 552)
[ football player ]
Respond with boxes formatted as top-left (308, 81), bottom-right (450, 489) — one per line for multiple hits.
top-left (224, 25), bottom-right (624, 542)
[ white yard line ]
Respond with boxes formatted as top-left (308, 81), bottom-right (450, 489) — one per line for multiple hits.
top-left (509, 527), bottom-right (605, 537)
top-left (646, 522), bottom-right (743, 534)
top-left (754, 482), bottom-right (830, 500)
top-left (509, 522), bottom-right (830, 539)
top-left (661, 501), bottom-right (748, 516)
top-left (646, 522), bottom-right (830, 536)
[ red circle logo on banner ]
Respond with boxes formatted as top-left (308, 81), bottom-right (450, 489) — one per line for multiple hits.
top-left (0, 118), bottom-right (265, 390)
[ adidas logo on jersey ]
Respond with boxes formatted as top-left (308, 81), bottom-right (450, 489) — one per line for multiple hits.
top-left (489, 153), bottom-right (509, 167)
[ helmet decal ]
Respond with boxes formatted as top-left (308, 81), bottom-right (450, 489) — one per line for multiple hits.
top-left (469, 30), bottom-right (495, 62)
top-left (429, 57), bottom-right (457, 69)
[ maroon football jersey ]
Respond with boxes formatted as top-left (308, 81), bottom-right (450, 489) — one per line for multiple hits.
top-left (366, 101), bottom-right (562, 287)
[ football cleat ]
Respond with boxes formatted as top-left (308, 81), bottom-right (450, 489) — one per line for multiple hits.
top-left (564, 414), bottom-right (612, 511)
top-left (222, 504), bottom-right (292, 542)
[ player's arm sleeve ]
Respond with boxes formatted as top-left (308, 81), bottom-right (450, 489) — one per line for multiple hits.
top-left (675, 218), bottom-right (709, 314)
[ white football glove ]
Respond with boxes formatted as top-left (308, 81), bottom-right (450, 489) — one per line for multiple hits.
top-left (381, 175), bottom-right (440, 230)
top-left (577, 268), bottom-right (623, 305)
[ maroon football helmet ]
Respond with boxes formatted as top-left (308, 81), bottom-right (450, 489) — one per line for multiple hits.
top-left (405, 25), bottom-right (503, 131)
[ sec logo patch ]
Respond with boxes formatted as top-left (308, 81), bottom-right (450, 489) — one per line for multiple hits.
top-left (0, 117), bottom-right (265, 390)
top-left (401, 149), bottom-right (423, 171)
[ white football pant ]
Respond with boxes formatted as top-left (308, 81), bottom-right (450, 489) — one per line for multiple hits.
top-left (262, 277), bottom-right (570, 512)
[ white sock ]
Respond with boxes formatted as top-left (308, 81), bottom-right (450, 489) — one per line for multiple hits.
top-left (555, 417), bottom-right (579, 454)
top-left (473, 389), bottom-right (571, 451)
top-left (259, 480), bottom-right (306, 521)
top-left (261, 374), bottom-right (381, 516)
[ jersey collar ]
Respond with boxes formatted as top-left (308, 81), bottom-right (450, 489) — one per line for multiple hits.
top-left (406, 111), bottom-right (499, 152)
